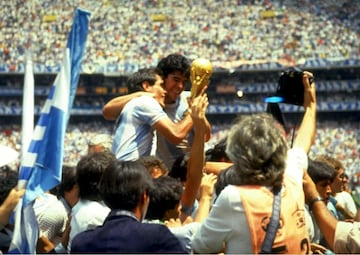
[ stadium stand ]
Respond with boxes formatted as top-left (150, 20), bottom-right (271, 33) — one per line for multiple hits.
top-left (0, 0), bottom-right (359, 73)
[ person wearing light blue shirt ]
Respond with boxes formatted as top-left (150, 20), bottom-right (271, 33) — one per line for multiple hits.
top-left (112, 67), bottom-right (194, 161)
top-left (104, 54), bottom-right (211, 169)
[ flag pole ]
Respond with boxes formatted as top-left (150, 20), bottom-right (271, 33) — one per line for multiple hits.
top-left (21, 51), bottom-right (34, 166)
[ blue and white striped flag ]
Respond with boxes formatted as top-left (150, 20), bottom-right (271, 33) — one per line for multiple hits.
top-left (9, 8), bottom-right (90, 254)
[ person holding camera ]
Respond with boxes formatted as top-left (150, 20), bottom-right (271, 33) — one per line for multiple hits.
top-left (191, 72), bottom-right (316, 254)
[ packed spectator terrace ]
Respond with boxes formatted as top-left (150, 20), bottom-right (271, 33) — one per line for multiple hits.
top-left (1, 0), bottom-right (359, 73)
top-left (0, 0), bottom-right (359, 183)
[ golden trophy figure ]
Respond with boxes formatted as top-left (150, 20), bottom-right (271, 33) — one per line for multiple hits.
top-left (190, 58), bottom-right (213, 100)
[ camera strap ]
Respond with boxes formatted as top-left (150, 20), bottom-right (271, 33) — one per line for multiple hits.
top-left (260, 188), bottom-right (281, 254)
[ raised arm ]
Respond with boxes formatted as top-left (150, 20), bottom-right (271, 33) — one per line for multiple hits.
top-left (0, 188), bottom-right (25, 229)
top-left (102, 91), bottom-right (149, 120)
top-left (180, 94), bottom-right (209, 222)
top-left (194, 173), bottom-right (217, 222)
top-left (303, 171), bottom-right (337, 250)
top-left (153, 112), bottom-right (194, 145)
top-left (292, 71), bottom-right (317, 153)
top-left (204, 162), bottom-right (233, 175)
top-left (192, 85), bottom-right (212, 142)
top-left (203, 117), bottom-right (212, 142)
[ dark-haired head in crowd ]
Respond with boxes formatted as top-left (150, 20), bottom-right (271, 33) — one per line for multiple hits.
top-left (71, 160), bottom-right (187, 254)
top-left (203, 137), bottom-right (233, 176)
top-left (127, 67), bottom-right (164, 94)
top-left (146, 175), bottom-right (183, 222)
top-left (50, 165), bottom-right (78, 211)
top-left (308, 159), bottom-right (337, 204)
top-left (205, 137), bottom-right (229, 162)
top-left (68, 151), bottom-right (116, 252)
top-left (76, 151), bottom-right (115, 201)
top-left (37, 165), bottom-right (78, 253)
top-left (139, 155), bottom-right (169, 179)
top-left (169, 155), bottom-right (188, 184)
top-left (306, 159), bottom-right (338, 251)
top-left (156, 53), bottom-right (190, 104)
top-left (316, 155), bottom-right (357, 221)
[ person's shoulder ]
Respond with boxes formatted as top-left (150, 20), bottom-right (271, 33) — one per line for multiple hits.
top-left (73, 200), bottom-right (109, 216)
top-left (141, 222), bottom-right (186, 248)
top-left (335, 221), bottom-right (360, 254)
top-left (137, 94), bottom-right (158, 102)
top-left (339, 191), bottom-right (353, 199)
top-left (170, 221), bottom-right (201, 236)
top-left (128, 95), bottom-right (161, 109)
top-left (287, 147), bottom-right (307, 158)
top-left (124, 94), bottom-right (156, 107)
top-left (141, 221), bottom-right (175, 234)
top-left (70, 228), bottom-right (96, 251)
top-left (223, 184), bottom-right (239, 193)
top-left (216, 185), bottom-right (241, 204)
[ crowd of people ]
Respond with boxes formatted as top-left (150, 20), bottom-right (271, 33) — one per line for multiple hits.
top-left (1, 57), bottom-right (359, 253)
top-left (0, 0), bottom-right (360, 253)
top-left (0, 117), bottom-right (359, 182)
top-left (1, 0), bottom-right (359, 73)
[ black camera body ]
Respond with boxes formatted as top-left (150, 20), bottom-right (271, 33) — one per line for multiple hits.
top-left (276, 70), bottom-right (305, 106)
top-left (274, 69), bottom-right (313, 106)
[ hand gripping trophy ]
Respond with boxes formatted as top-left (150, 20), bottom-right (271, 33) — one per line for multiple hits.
top-left (190, 58), bottom-right (213, 100)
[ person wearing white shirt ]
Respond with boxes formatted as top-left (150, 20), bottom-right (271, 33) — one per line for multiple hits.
top-left (67, 151), bottom-right (115, 252)
top-left (192, 71), bottom-right (316, 254)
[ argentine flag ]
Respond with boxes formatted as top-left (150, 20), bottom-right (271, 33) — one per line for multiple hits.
top-left (9, 8), bottom-right (90, 254)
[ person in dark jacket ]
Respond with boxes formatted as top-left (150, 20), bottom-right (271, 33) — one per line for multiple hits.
top-left (71, 160), bottom-right (187, 254)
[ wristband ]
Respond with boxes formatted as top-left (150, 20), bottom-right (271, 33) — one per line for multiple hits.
top-left (308, 196), bottom-right (325, 211)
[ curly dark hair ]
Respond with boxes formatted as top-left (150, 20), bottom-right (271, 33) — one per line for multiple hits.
top-left (157, 53), bottom-right (190, 79)
top-left (139, 156), bottom-right (169, 177)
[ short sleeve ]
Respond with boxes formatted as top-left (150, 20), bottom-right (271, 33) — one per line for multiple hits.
top-left (285, 147), bottom-right (308, 187)
top-left (334, 221), bottom-right (360, 254)
top-left (134, 96), bottom-right (167, 126)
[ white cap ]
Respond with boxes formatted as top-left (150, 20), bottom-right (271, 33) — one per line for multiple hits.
top-left (0, 145), bottom-right (19, 167)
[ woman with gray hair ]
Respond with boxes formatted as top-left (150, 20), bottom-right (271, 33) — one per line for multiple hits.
top-left (225, 113), bottom-right (287, 192)
top-left (192, 71), bottom-right (316, 254)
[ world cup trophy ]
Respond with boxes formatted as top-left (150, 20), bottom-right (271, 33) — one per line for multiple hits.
top-left (190, 58), bottom-right (213, 100)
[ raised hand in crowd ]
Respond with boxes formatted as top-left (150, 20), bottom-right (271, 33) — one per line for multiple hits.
top-left (0, 188), bottom-right (25, 229)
